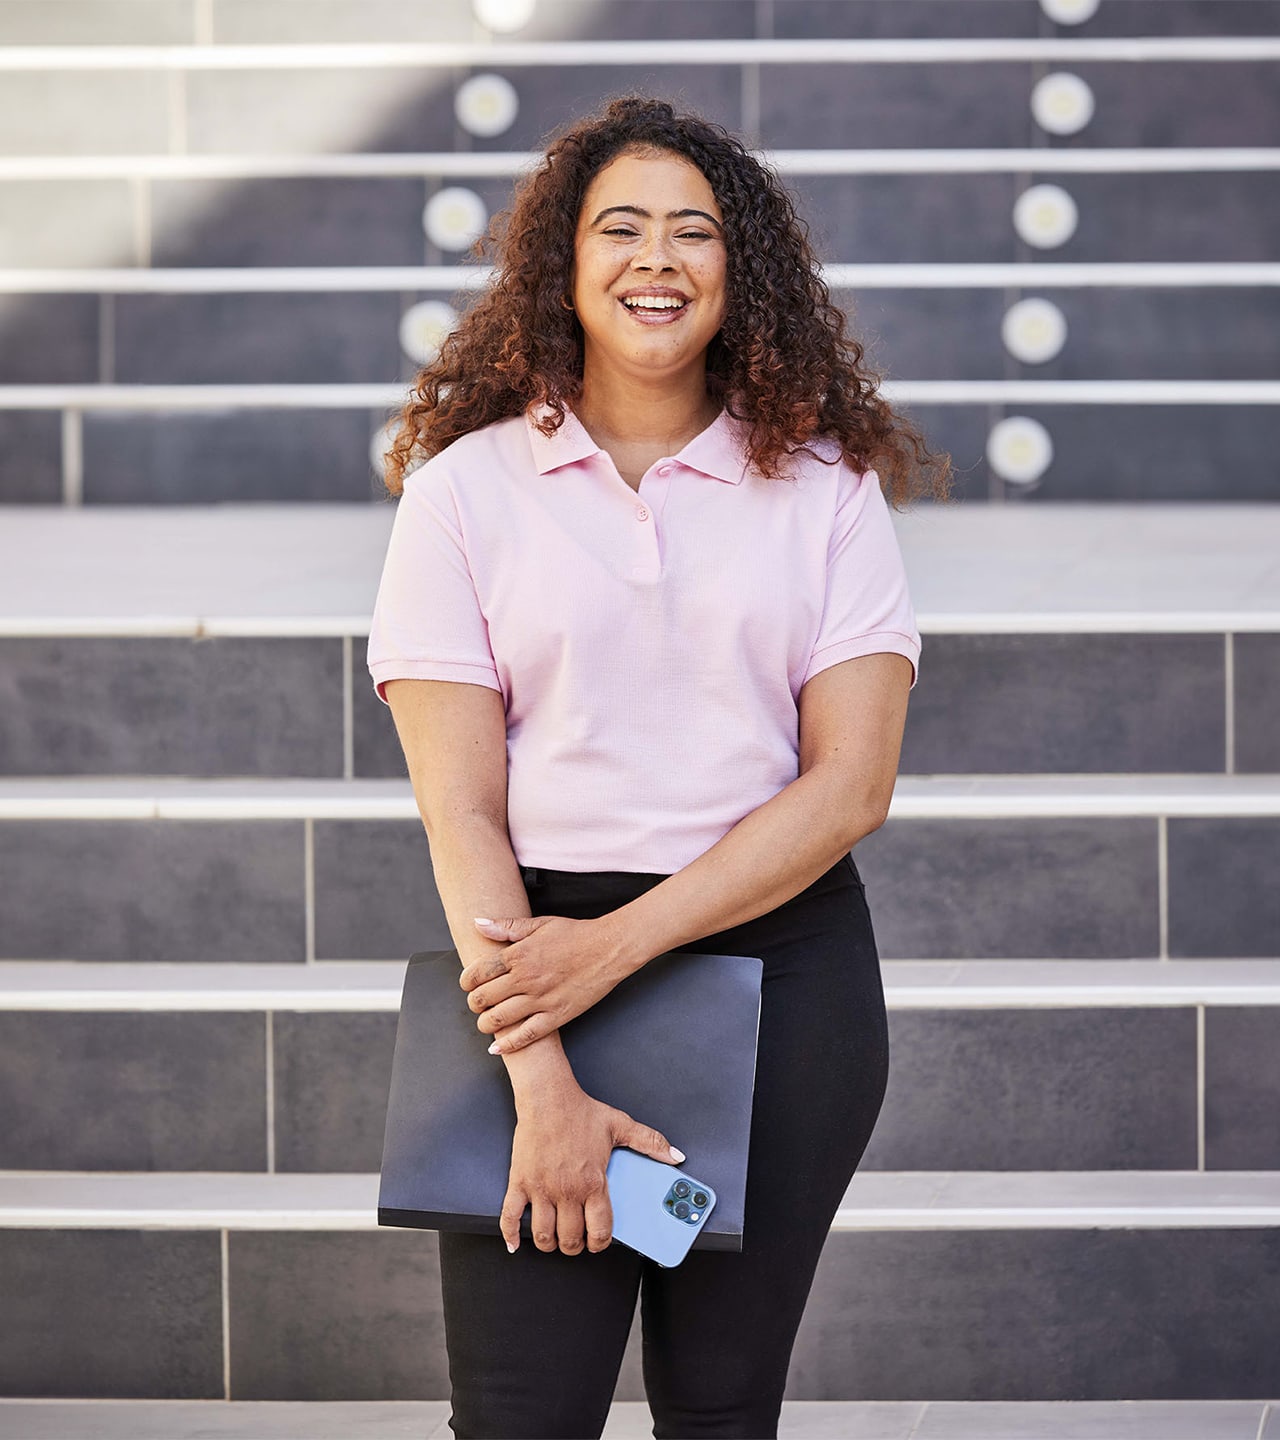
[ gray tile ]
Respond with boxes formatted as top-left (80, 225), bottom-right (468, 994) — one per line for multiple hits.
top-left (185, 69), bottom-right (456, 155)
top-left (0, 294), bottom-right (97, 383)
top-left (1167, 819), bottom-right (1280, 958)
top-left (0, 820), bottom-right (305, 962)
top-left (807, 174), bottom-right (1018, 264)
top-left (351, 642), bottom-right (408, 779)
top-left (0, 637), bottom-right (345, 777)
top-left (0, 179), bottom-right (136, 268)
top-left (212, 0), bottom-right (474, 43)
top-left (0, 410), bottom-right (61, 503)
top-left (0, 1230), bottom-right (221, 1397)
top-left (113, 293), bottom-right (402, 384)
top-left (83, 408), bottom-right (388, 504)
top-left (0, 0), bottom-right (194, 42)
top-left (1206, 1008), bottom-right (1280, 1170)
top-left (228, 1230), bottom-right (447, 1400)
top-left (312, 821), bottom-right (452, 960)
top-left (882, 403), bottom-right (991, 503)
top-left (151, 177), bottom-right (428, 269)
top-left (788, 1228), bottom-right (1280, 1399)
top-left (1235, 633), bottom-right (1280, 773)
top-left (861, 1008), bottom-right (1198, 1171)
top-left (854, 818), bottom-right (1160, 960)
top-left (899, 634), bottom-right (1226, 774)
top-left (833, 289), bottom-right (1008, 380)
top-left (489, 65), bottom-right (742, 151)
top-left (1003, 406), bottom-right (1280, 502)
top-left (273, 1012), bottom-right (397, 1172)
top-left (773, 1), bottom-right (1040, 38)
top-left (0, 72), bottom-right (169, 155)
top-left (1027, 290), bottom-right (1280, 381)
top-left (915, 1400), bottom-right (1270, 1439)
top-left (761, 63), bottom-right (1033, 150)
top-left (1046, 173), bottom-right (1280, 265)
top-left (1072, 0), bottom-right (1280, 34)
top-left (1051, 63), bottom-right (1280, 148)
top-left (0, 1012), bottom-right (267, 1170)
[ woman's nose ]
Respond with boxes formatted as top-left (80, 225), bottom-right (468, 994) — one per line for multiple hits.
top-left (632, 232), bottom-right (675, 270)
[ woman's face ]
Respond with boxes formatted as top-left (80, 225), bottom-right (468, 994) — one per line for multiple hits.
top-left (571, 148), bottom-right (727, 389)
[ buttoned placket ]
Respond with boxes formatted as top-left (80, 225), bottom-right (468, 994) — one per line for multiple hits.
top-left (596, 453), bottom-right (674, 583)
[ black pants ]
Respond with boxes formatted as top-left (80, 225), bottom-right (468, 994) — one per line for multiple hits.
top-left (438, 855), bottom-right (890, 1440)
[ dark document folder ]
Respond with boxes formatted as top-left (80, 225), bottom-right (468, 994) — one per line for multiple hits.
top-left (378, 948), bottom-right (763, 1251)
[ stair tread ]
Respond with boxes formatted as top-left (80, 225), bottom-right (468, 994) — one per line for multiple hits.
top-left (2, 958), bottom-right (1279, 1010)
top-left (3, 1170), bottom-right (1280, 1231)
top-left (2, 503), bottom-right (1279, 636)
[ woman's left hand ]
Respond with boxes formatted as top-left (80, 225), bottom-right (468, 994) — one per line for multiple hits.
top-left (460, 915), bottom-right (630, 1055)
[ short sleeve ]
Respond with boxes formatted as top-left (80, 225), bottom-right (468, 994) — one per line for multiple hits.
top-left (366, 468), bottom-right (501, 706)
top-left (802, 466), bottom-right (921, 690)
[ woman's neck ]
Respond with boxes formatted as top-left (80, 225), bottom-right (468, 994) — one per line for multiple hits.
top-left (574, 371), bottom-right (720, 454)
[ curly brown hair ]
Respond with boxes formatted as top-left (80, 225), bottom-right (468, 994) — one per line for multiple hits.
top-left (381, 95), bottom-right (952, 506)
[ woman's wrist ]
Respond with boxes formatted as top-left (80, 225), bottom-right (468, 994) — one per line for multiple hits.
top-left (505, 1031), bottom-right (580, 1109)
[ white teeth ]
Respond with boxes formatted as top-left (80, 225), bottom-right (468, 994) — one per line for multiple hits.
top-left (622, 296), bottom-right (687, 310)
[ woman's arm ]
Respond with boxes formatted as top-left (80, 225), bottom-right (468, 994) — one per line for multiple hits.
top-left (383, 677), bottom-right (685, 1255)
top-left (468, 650), bottom-right (912, 1053)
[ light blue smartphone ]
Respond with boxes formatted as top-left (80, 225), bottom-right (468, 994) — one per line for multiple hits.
top-left (605, 1148), bottom-right (718, 1267)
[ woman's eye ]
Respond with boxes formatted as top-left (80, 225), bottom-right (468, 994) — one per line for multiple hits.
top-left (604, 228), bottom-right (639, 237)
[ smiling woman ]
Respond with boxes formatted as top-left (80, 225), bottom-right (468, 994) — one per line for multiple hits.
top-left (367, 95), bottom-right (950, 1440)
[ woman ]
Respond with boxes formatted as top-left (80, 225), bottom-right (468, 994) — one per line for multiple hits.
top-left (367, 95), bottom-right (950, 1440)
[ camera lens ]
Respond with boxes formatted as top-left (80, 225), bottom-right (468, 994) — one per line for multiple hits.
top-left (693, 1191), bottom-right (709, 1208)
top-left (672, 1180), bottom-right (691, 1199)
top-left (674, 1200), bottom-right (691, 1219)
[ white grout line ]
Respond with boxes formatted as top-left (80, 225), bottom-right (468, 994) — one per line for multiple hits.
top-left (6, 379), bottom-right (1280, 412)
top-left (342, 635), bottom-right (354, 782)
top-left (5, 261), bottom-right (1280, 292)
top-left (59, 409), bottom-right (82, 507)
top-left (303, 818), bottom-right (315, 965)
top-left (1225, 633), bottom-right (1236, 776)
top-left (906, 1402), bottom-right (929, 1440)
top-left (1, 37), bottom-right (1277, 68)
top-left (166, 67), bottom-right (187, 156)
top-left (1256, 1401), bottom-right (1271, 1440)
top-left (1158, 816), bottom-right (1169, 961)
top-left (264, 1012), bottom-right (275, 1174)
top-left (128, 177), bottom-right (151, 268)
top-left (5, 147), bottom-right (1280, 180)
top-left (1196, 1004), bottom-right (1207, 1172)
top-left (219, 1227), bottom-right (230, 1400)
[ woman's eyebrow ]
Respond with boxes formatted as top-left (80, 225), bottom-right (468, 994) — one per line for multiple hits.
top-left (590, 204), bottom-right (723, 231)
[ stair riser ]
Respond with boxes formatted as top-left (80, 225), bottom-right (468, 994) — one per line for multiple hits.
top-left (2, 633), bottom-right (1277, 776)
top-left (2, 1223), bottom-right (1278, 1401)
top-left (1, 1005), bottom-right (1275, 1172)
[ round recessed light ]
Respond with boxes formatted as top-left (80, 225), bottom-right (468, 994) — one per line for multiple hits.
top-left (474, 0), bottom-right (537, 33)
top-left (1001, 297), bottom-right (1068, 364)
top-left (423, 187), bottom-right (487, 252)
top-left (1012, 183), bottom-right (1078, 249)
top-left (1040, 0), bottom-right (1100, 24)
top-left (987, 416), bottom-right (1054, 486)
top-left (399, 300), bottom-right (459, 366)
top-left (456, 74), bottom-right (519, 139)
top-left (1031, 72), bottom-right (1096, 136)
top-left (370, 420), bottom-right (398, 478)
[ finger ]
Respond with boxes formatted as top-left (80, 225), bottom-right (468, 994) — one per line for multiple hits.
top-left (476, 995), bottom-right (534, 1034)
top-left (556, 1199), bottom-right (586, 1257)
top-left (613, 1110), bottom-right (686, 1166)
top-left (458, 954), bottom-right (510, 994)
top-left (530, 1198), bottom-right (558, 1254)
top-left (584, 1187), bottom-right (613, 1253)
top-left (499, 1186), bottom-right (527, 1254)
top-left (486, 1015), bottom-right (551, 1056)
top-left (466, 974), bottom-right (518, 1014)
top-left (473, 916), bottom-right (545, 942)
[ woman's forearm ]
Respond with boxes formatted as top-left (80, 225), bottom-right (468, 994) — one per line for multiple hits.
top-left (425, 815), bottom-right (578, 1100)
top-left (597, 761), bottom-right (888, 974)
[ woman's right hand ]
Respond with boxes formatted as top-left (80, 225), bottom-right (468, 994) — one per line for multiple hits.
top-left (502, 1078), bottom-right (685, 1256)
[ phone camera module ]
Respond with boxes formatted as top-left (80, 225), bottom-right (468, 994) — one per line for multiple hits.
top-left (673, 1200), bottom-right (691, 1220)
top-left (692, 1190), bottom-right (709, 1208)
top-left (672, 1180), bottom-right (692, 1199)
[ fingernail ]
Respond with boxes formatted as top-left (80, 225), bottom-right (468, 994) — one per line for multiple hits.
top-left (669, 1146), bottom-right (685, 1163)
top-left (506, 1241), bottom-right (517, 1254)
top-left (474, 917), bottom-right (493, 926)
top-left (488, 1041), bottom-right (502, 1055)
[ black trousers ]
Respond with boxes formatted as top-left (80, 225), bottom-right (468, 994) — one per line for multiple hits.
top-left (438, 855), bottom-right (890, 1440)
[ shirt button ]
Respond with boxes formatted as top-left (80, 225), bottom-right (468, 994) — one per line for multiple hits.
top-left (635, 505), bottom-right (649, 521)
top-left (656, 464), bottom-right (673, 477)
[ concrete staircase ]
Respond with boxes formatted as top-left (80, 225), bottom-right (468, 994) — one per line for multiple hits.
top-left (1, 0), bottom-right (1279, 1432)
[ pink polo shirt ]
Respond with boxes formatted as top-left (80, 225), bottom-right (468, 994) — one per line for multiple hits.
top-left (366, 404), bottom-right (920, 874)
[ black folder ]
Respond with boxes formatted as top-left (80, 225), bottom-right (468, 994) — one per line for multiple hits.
top-left (378, 947), bottom-right (763, 1251)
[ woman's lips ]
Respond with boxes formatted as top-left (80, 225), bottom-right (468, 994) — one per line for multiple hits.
top-left (618, 298), bottom-right (691, 325)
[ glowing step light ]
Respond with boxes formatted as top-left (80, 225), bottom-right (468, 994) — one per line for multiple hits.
top-left (399, 300), bottom-right (459, 365)
top-left (987, 416), bottom-right (1054, 487)
top-left (1002, 297), bottom-right (1068, 365)
top-left (474, 0), bottom-right (537, 33)
top-left (1040, 0), bottom-right (1101, 23)
top-left (456, 74), bottom-right (519, 139)
top-left (1032, 72), bottom-right (1096, 136)
top-left (1013, 183), bottom-right (1079, 250)
top-left (424, 187), bottom-right (488, 252)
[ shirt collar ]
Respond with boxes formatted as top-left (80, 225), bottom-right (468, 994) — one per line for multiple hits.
top-left (525, 402), bottom-right (748, 485)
